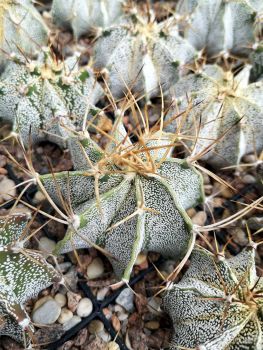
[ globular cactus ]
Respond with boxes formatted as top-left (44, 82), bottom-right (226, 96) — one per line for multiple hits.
top-left (38, 116), bottom-right (204, 282)
top-left (0, 0), bottom-right (49, 70)
top-left (165, 64), bottom-right (263, 168)
top-left (93, 10), bottom-right (199, 100)
top-left (177, 0), bottom-right (263, 58)
top-left (0, 49), bottom-right (104, 147)
top-left (163, 246), bottom-right (263, 350)
top-left (51, 0), bottom-right (124, 39)
top-left (0, 213), bottom-right (61, 344)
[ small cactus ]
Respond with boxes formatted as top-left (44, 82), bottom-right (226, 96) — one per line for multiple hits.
top-left (0, 0), bottom-right (49, 70)
top-left (0, 213), bottom-right (61, 344)
top-left (165, 64), bottom-right (263, 168)
top-left (93, 10), bottom-right (198, 100)
top-left (38, 116), bottom-right (204, 282)
top-left (177, 0), bottom-right (262, 58)
top-left (163, 246), bottom-right (263, 349)
top-left (0, 49), bottom-right (104, 146)
top-left (51, 0), bottom-right (124, 39)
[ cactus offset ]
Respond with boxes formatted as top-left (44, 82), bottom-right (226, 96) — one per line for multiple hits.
top-left (165, 64), bottom-right (263, 168)
top-left (163, 246), bottom-right (263, 349)
top-left (0, 213), bottom-right (61, 344)
top-left (39, 116), bottom-right (204, 282)
top-left (93, 10), bottom-right (198, 100)
top-left (177, 0), bottom-right (263, 58)
top-left (0, 0), bottom-right (48, 70)
top-left (0, 49), bottom-right (104, 147)
top-left (51, 0), bottom-right (124, 39)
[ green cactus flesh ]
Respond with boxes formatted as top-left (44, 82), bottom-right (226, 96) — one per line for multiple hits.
top-left (177, 0), bottom-right (263, 58)
top-left (163, 247), bottom-right (263, 350)
top-left (39, 119), bottom-right (204, 282)
top-left (51, 0), bottom-right (124, 39)
top-left (0, 0), bottom-right (48, 69)
top-left (0, 50), bottom-right (104, 146)
top-left (0, 214), bottom-right (61, 343)
top-left (93, 13), bottom-right (198, 100)
top-left (165, 64), bottom-right (263, 168)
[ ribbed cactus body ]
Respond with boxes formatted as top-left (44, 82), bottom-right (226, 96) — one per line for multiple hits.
top-left (177, 0), bottom-right (262, 58)
top-left (93, 14), bottom-right (198, 100)
top-left (0, 214), bottom-right (61, 344)
top-left (163, 247), bottom-right (263, 350)
top-left (165, 64), bottom-right (263, 168)
top-left (39, 119), bottom-right (204, 281)
top-left (51, 0), bottom-right (124, 39)
top-left (0, 0), bottom-right (48, 70)
top-left (0, 51), bottom-right (104, 146)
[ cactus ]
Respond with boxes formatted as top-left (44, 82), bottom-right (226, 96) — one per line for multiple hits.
top-left (0, 49), bottom-right (104, 147)
top-left (0, 213), bottom-right (61, 344)
top-left (51, 0), bottom-right (124, 39)
top-left (163, 246), bottom-right (263, 349)
top-left (93, 10), bottom-right (199, 100)
top-left (38, 116), bottom-right (204, 282)
top-left (177, 0), bottom-right (263, 58)
top-left (0, 0), bottom-right (49, 70)
top-left (165, 64), bottom-right (263, 168)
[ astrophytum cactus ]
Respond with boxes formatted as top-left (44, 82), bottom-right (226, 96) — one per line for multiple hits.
top-left (0, 0), bottom-right (49, 70)
top-left (177, 0), bottom-right (263, 58)
top-left (163, 246), bottom-right (263, 349)
top-left (0, 213), bottom-right (61, 344)
top-left (0, 49), bottom-right (104, 147)
top-left (93, 10), bottom-right (199, 100)
top-left (165, 64), bottom-right (263, 168)
top-left (51, 0), bottom-right (124, 39)
top-left (38, 116), bottom-right (204, 282)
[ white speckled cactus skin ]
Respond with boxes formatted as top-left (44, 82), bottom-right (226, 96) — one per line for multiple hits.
top-left (177, 0), bottom-right (263, 58)
top-left (39, 118), bottom-right (204, 282)
top-left (165, 64), bottom-right (263, 168)
top-left (0, 214), bottom-right (61, 344)
top-left (51, 0), bottom-right (124, 39)
top-left (93, 12), bottom-right (198, 100)
top-left (163, 247), bottom-right (263, 350)
top-left (0, 50), bottom-right (104, 147)
top-left (0, 0), bottom-right (49, 70)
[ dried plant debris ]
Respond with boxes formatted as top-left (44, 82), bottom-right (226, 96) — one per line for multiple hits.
top-left (0, 0), bottom-right (49, 70)
top-left (177, 0), bottom-right (263, 58)
top-left (0, 213), bottom-right (61, 345)
top-left (51, 0), bottom-right (124, 39)
top-left (39, 116), bottom-right (204, 282)
top-left (0, 48), bottom-right (104, 147)
top-left (165, 64), bottom-right (263, 168)
top-left (93, 9), bottom-right (199, 100)
top-left (163, 246), bottom-right (263, 349)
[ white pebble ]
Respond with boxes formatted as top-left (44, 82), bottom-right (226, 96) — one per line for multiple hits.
top-left (58, 308), bottom-right (73, 324)
top-left (38, 237), bottom-right (56, 254)
top-left (88, 320), bottom-right (104, 334)
top-left (63, 315), bottom-right (81, 331)
top-left (32, 297), bottom-right (61, 325)
top-left (0, 177), bottom-right (16, 202)
top-left (108, 342), bottom-right (120, 350)
top-left (98, 329), bottom-right (111, 342)
top-left (76, 298), bottom-right (93, 318)
top-left (54, 293), bottom-right (67, 307)
top-left (86, 257), bottom-right (104, 279)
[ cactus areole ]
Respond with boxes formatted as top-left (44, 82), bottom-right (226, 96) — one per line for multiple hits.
top-left (163, 247), bottom-right (263, 350)
top-left (40, 117), bottom-right (204, 282)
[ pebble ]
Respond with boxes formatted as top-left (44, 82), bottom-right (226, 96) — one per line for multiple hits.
top-left (242, 174), bottom-right (256, 184)
top-left (33, 190), bottom-right (46, 204)
top-left (192, 211), bottom-right (207, 226)
top-left (38, 237), bottom-right (56, 254)
top-left (58, 262), bottom-right (72, 273)
top-left (145, 321), bottom-right (160, 330)
top-left (229, 228), bottom-right (248, 246)
top-left (58, 308), bottom-right (73, 324)
top-left (147, 297), bottom-right (162, 315)
top-left (88, 320), bottom-right (104, 334)
top-left (54, 293), bottom-right (67, 307)
top-left (247, 217), bottom-right (263, 230)
top-left (32, 297), bottom-right (61, 325)
top-left (67, 291), bottom-right (81, 312)
top-left (0, 177), bottom-right (16, 202)
top-left (135, 253), bottom-right (147, 266)
top-left (116, 288), bottom-right (134, 313)
top-left (86, 257), bottom-right (104, 279)
top-left (99, 329), bottom-right (111, 342)
top-left (97, 287), bottom-right (109, 301)
top-left (63, 315), bottom-right (81, 331)
top-left (108, 341), bottom-right (120, 350)
top-left (76, 298), bottom-right (93, 318)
